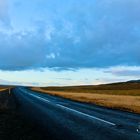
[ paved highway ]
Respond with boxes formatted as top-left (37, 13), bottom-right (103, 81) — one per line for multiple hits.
top-left (13, 87), bottom-right (140, 140)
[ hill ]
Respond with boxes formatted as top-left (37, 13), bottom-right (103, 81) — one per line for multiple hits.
top-left (32, 80), bottom-right (140, 114)
top-left (41, 80), bottom-right (140, 92)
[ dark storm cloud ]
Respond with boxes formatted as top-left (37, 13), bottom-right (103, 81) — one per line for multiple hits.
top-left (0, 0), bottom-right (140, 70)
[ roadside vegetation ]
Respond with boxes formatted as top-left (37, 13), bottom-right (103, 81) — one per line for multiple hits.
top-left (0, 86), bottom-right (11, 92)
top-left (32, 82), bottom-right (140, 114)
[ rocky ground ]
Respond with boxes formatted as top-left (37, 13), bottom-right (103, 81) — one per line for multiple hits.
top-left (0, 89), bottom-right (52, 140)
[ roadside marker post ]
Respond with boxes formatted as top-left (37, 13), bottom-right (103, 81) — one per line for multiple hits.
top-left (9, 88), bottom-right (11, 95)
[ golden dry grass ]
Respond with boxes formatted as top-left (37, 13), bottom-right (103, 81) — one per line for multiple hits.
top-left (0, 88), bottom-right (8, 92)
top-left (32, 87), bottom-right (140, 114)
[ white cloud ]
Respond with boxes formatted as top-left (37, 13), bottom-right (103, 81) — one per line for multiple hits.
top-left (46, 53), bottom-right (56, 59)
top-left (104, 66), bottom-right (140, 77)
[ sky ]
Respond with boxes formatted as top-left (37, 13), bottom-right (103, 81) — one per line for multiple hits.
top-left (0, 0), bottom-right (140, 86)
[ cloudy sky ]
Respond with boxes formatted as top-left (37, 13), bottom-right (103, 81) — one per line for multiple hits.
top-left (0, 0), bottom-right (140, 86)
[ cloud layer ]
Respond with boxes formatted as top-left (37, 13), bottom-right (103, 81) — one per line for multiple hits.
top-left (105, 66), bottom-right (140, 77)
top-left (0, 0), bottom-right (140, 70)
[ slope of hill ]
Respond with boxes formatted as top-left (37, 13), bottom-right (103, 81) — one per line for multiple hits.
top-left (41, 80), bottom-right (140, 93)
top-left (32, 80), bottom-right (140, 114)
top-left (126, 79), bottom-right (140, 83)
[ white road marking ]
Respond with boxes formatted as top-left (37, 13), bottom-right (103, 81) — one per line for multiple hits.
top-left (19, 88), bottom-right (51, 103)
top-left (20, 88), bottom-right (116, 126)
top-left (57, 104), bottom-right (116, 126)
top-left (29, 93), bottom-right (51, 103)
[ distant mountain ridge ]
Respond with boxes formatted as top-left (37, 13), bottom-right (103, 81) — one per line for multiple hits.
top-left (126, 80), bottom-right (140, 83)
top-left (42, 79), bottom-right (140, 91)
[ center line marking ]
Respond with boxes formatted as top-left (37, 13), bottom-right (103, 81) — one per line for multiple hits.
top-left (57, 104), bottom-right (116, 126)
top-left (29, 93), bottom-right (51, 103)
top-left (20, 88), bottom-right (116, 126)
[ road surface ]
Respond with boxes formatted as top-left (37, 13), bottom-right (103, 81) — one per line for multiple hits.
top-left (13, 87), bottom-right (140, 140)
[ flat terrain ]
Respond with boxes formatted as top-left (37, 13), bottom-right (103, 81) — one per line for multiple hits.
top-left (32, 82), bottom-right (140, 114)
top-left (15, 87), bottom-right (140, 140)
top-left (0, 87), bottom-right (10, 92)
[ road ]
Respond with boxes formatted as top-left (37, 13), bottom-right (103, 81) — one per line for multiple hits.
top-left (13, 87), bottom-right (140, 140)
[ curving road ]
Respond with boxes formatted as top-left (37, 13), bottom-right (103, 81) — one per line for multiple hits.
top-left (13, 87), bottom-right (140, 140)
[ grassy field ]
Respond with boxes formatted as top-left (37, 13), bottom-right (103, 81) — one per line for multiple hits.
top-left (0, 88), bottom-right (9, 92)
top-left (0, 86), bottom-right (12, 92)
top-left (32, 82), bottom-right (140, 114)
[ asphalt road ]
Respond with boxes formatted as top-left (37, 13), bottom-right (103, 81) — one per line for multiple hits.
top-left (13, 87), bottom-right (140, 140)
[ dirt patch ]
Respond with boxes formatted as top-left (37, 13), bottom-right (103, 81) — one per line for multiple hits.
top-left (0, 89), bottom-right (52, 140)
